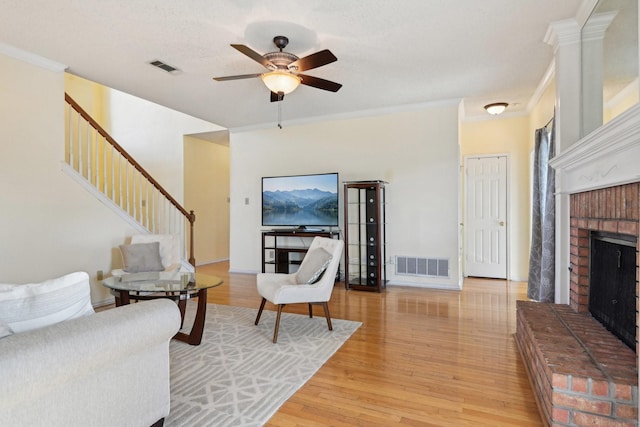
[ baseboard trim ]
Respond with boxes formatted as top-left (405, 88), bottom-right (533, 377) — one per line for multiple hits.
top-left (196, 257), bottom-right (229, 266)
top-left (92, 296), bottom-right (115, 308)
top-left (387, 280), bottom-right (461, 291)
top-left (228, 268), bottom-right (259, 275)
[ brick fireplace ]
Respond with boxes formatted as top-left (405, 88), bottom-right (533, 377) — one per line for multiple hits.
top-left (516, 183), bottom-right (639, 427)
top-left (569, 183), bottom-right (639, 346)
top-left (516, 105), bottom-right (640, 427)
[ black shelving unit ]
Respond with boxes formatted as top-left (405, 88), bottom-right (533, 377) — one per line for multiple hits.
top-left (343, 180), bottom-right (387, 292)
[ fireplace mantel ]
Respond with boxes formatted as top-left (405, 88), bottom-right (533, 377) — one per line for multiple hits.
top-left (550, 102), bottom-right (640, 194)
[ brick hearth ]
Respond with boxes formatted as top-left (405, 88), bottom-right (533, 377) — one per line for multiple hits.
top-left (516, 301), bottom-right (637, 426)
top-left (516, 183), bottom-right (639, 426)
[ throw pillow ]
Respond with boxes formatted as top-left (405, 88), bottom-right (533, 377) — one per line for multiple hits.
top-left (295, 248), bottom-right (333, 285)
top-left (119, 242), bottom-right (164, 273)
top-left (0, 271), bottom-right (95, 334)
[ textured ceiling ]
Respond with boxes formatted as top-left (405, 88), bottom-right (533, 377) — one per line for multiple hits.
top-left (1, 0), bottom-right (584, 130)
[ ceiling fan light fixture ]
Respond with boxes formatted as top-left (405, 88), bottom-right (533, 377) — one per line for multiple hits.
top-left (261, 70), bottom-right (301, 95)
top-left (484, 102), bottom-right (509, 115)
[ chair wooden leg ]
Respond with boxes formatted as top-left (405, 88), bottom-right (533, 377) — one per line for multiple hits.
top-left (273, 304), bottom-right (285, 343)
top-left (255, 298), bottom-right (266, 325)
top-left (308, 303), bottom-right (313, 318)
top-left (322, 302), bottom-right (333, 331)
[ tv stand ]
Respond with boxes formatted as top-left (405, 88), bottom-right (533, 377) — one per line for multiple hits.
top-left (262, 229), bottom-right (339, 274)
top-left (270, 227), bottom-right (325, 233)
top-left (298, 226), bottom-right (324, 232)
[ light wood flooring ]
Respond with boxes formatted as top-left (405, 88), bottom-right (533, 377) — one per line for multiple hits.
top-left (197, 262), bottom-right (543, 427)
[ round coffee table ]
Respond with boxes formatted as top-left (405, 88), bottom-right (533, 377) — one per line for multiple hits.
top-left (102, 271), bottom-right (223, 345)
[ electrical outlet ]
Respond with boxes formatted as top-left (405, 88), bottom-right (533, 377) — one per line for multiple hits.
top-left (96, 270), bottom-right (103, 280)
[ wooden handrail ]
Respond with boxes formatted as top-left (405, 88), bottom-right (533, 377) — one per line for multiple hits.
top-left (65, 93), bottom-right (196, 266)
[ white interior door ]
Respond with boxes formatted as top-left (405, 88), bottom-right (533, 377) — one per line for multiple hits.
top-left (464, 156), bottom-right (508, 279)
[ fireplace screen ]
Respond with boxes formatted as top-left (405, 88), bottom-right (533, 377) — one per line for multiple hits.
top-left (589, 232), bottom-right (636, 351)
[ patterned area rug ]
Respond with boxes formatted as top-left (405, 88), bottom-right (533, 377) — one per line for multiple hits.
top-left (166, 303), bottom-right (361, 427)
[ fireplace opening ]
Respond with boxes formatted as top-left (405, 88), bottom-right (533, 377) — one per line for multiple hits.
top-left (589, 231), bottom-right (637, 351)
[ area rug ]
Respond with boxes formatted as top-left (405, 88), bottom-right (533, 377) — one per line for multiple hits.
top-left (165, 303), bottom-right (361, 427)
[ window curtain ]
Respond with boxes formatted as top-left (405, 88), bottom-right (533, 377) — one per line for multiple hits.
top-left (528, 119), bottom-right (556, 302)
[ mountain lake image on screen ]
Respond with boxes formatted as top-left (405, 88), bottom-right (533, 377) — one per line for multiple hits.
top-left (262, 173), bottom-right (339, 227)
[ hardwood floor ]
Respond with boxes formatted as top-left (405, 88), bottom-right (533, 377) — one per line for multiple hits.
top-left (197, 262), bottom-right (543, 426)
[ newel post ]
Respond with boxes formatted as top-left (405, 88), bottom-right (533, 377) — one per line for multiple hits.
top-left (188, 210), bottom-right (196, 267)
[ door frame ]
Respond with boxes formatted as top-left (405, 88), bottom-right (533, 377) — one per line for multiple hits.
top-left (462, 153), bottom-right (510, 279)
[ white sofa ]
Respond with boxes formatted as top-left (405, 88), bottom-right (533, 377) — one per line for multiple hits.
top-left (0, 273), bottom-right (181, 427)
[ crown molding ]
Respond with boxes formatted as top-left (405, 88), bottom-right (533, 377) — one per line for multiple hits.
top-left (581, 11), bottom-right (617, 42)
top-left (544, 19), bottom-right (581, 52)
top-left (229, 98), bottom-right (462, 133)
top-left (0, 43), bottom-right (67, 72)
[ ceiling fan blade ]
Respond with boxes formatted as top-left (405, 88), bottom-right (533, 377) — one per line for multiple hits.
top-left (299, 74), bottom-right (342, 92)
top-left (270, 91), bottom-right (284, 102)
top-left (289, 49), bottom-right (337, 72)
top-left (231, 44), bottom-right (274, 69)
top-left (213, 73), bottom-right (262, 81)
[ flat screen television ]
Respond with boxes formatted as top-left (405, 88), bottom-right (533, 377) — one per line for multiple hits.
top-left (262, 172), bottom-right (339, 228)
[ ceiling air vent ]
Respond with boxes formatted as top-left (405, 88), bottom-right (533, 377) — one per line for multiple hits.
top-left (149, 60), bottom-right (180, 74)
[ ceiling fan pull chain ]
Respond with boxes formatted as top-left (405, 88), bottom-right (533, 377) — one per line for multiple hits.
top-left (277, 92), bottom-right (283, 129)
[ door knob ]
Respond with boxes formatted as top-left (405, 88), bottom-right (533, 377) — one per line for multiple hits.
top-left (499, 221), bottom-right (505, 226)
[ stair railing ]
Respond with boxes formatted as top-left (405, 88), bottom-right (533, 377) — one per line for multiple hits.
top-left (64, 93), bottom-right (196, 266)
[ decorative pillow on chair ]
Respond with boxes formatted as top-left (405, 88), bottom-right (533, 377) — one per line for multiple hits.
top-left (0, 271), bottom-right (94, 334)
top-left (295, 248), bottom-right (333, 285)
top-left (119, 242), bottom-right (165, 273)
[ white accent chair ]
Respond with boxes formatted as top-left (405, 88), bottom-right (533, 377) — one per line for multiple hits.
top-left (255, 236), bottom-right (344, 343)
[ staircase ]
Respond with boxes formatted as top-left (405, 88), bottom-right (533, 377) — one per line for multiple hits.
top-left (63, 93), bottom-right (195, 270)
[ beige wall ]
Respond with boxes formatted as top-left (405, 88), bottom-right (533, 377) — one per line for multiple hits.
top-left (0, 52), bottom-right (139, 304)
top-left (459, 115), bottom-right (532, 281)
top-left (529, 79), bottom-right (557, 145)
top-left (184, 135), bottom-right (230, 264)
top-left (604, 79), bottom-right (640, 124)
top-left (65, 74), bottom-right (110, 127)
top-left (229, 104), bottom-right (462, 289)
top-left (65, 73), bottom-right (224, 204)
top-left (4, 47), bottom-right (555, 293)
top-left (65, 72), bottom-right (226, 269)
top-left (2, 52), bottom-right (225, 304)
top-left (457, 78), bottom-right (556, 282)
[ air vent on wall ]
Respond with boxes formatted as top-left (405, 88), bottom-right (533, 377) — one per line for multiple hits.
top-left (149, 60), bottom-right (180, 74)
top-left (396, 256), bottom-right (449, 278)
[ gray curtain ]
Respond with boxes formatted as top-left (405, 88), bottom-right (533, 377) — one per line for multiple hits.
top-left (528, 119), bottom-right (555, 302)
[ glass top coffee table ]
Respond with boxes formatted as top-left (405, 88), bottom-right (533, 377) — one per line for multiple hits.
top-left (102, 271), bottom-right (223, 345)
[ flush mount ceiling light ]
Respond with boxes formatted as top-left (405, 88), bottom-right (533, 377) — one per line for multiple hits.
top-left (484, 102), bottom-right (509, 115)
top-left (261, 70), bottom-right (301, 95)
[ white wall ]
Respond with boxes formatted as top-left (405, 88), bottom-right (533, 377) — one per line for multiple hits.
top-left (107, 89), bottom-right (224, 203)
top-left (229, 103), bottom-right (461, 289)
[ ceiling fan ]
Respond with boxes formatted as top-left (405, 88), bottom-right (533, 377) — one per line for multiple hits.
top-left (213, 35), bottom-right (342, 102)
